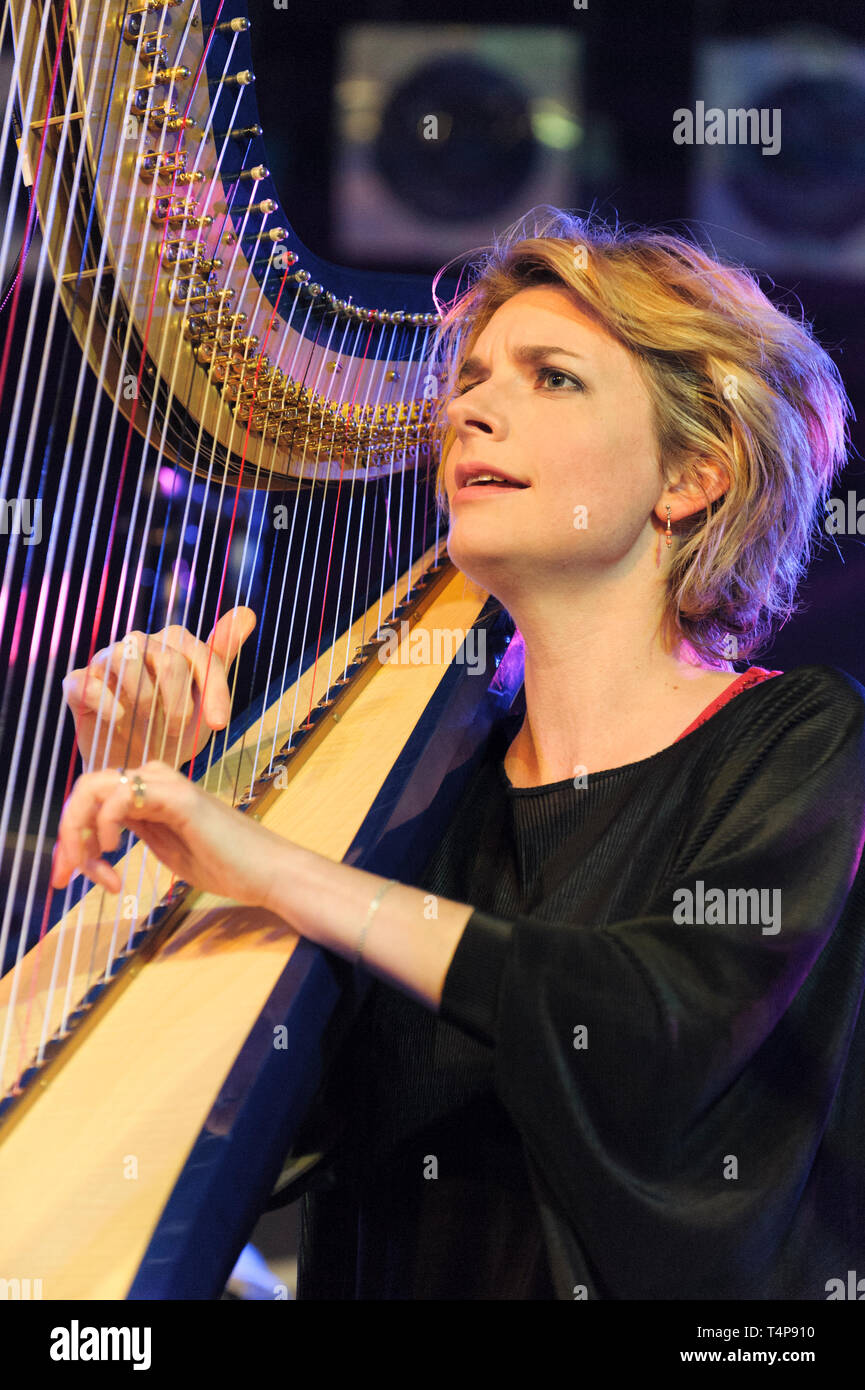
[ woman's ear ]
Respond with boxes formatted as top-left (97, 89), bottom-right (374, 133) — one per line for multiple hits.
top-left (657, 458), bottom-right (730, 525)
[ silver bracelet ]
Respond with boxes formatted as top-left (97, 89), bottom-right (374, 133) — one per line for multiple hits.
top-left (355, 878), bottom-right (397, 966)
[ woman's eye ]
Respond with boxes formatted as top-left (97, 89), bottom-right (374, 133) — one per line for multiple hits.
top-left (538, 368), bottom-right (584, 390)
top-left (454, 368), bottom-right (584, 397)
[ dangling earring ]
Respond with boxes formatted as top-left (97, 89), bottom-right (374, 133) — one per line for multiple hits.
top-left (665, 504), bottom-right (672, 548)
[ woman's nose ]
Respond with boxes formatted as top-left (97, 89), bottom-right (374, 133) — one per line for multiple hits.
top-left (446, 387), bottom-right (496, 433)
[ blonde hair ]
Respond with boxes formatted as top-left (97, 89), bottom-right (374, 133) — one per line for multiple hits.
top-left (429, 206), bottom-right (852, 666)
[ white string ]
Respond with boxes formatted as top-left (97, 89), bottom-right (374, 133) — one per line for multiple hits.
top-left (0, 0), bottom-right (146, 1081)
top-left (0, 4), bottom-right (439, 1093)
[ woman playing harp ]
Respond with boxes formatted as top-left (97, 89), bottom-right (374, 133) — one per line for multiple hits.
top-left (55, 209), bottom-right (865, 1300)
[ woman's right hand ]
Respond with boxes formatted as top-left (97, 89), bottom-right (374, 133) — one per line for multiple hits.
top-left (61, 606), bottom-right (257, 771)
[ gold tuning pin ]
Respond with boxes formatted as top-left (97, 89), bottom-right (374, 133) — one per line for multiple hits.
top-left (183, 313), bottom-right (248, 342)
top-left (221, 124), bottom-right (263, 142)
top-left (235, 165), bottom-right (269, 183)
top-left (139, 35), bottom-right (168, 68)
top-left (128, 0), bottom-right (183, 11)
top-left (151, 197), bottom-right (212, 230)
top-left (145, 103), bottom-right (196, 133)
top-left (138, 66), bottom-right (191, 87)
top-left (209, 71), bottom-right (255, 88)
top-left (123, 3), bottom-right (182, 42)
top-left (134, 68), bottom-right (191, 110)
top-left (248, 227), bottom-right (289, 243)
top-left (139, 150), bottom-right (188, 181)
top-left (234, 199), bottom-right (277, 217)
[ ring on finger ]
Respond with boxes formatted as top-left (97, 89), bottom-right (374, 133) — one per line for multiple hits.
top-left (131, 774), bottom-right (146, 810)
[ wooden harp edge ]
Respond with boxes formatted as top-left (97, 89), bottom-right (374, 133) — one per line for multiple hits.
top-left (126, 598), bottom-right (521, 1300)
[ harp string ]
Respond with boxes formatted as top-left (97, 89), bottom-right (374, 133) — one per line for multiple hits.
top-left (104, 18), bottom-right (243, 651)
top-left (341, 322), bottom-right (429, 656)
top-left (0, 0), bottom-right (72, 400)
top-left (294, 324), bottom-right (382, 723)
top-left (70, 6), bottom-right (241, 795)
top-left (0, 0), bottom-right (189, 848)
top-left (271, 315), bottom-right (404, 747)
top-left (243, 316), bottom-right (363, 780)
top-left (173, 284), bottom-right (318, 797)
top-left (231, 309), bottom-right (352, 793)
top-left (0, 8), bottom-right (138, 1076)
top-left (97, 52), bottom-right (275, 780)
top-left (0, 1), bottom-right (40, 316)
top-left (148, 265), bottom-right (301, 806)
top-left (0, 1), bottom-right (239, 1082)
top-left (0, 0), bottom-right (154, 1080)
top-left (376, 327), bottom-right (432, 622)
top-left (195, 277), bottom-right (324, 796)
top-left (174, 259), bottom-right (295, 782)
top-left (1, 2), bottom-right (439, 1097)
top-left (0, 0), bottom-right (81, 543)
top-left (240, 317), bottom-right (347, 787)
top-left (47, 3), bottom-right (253, 1032)
top-left (44, 2), bottom-right (235, 1012)
top-left (323, 323), bottom-right (404, 694)
top-left (34, 14), bottom-right (220, 1035)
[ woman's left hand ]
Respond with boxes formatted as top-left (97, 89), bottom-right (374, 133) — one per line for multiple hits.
top-left (51, 760), bottom-right (288, 909)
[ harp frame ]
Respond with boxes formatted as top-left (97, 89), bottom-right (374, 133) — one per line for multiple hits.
top-left (0, 0), bottom-right (523, 1298)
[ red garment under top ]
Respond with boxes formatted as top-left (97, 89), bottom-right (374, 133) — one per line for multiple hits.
top-left (675, 666), bottom-right (784, 742)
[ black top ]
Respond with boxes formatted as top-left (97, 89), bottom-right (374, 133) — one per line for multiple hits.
top-left (296, 664), bottom-right (865, 1299)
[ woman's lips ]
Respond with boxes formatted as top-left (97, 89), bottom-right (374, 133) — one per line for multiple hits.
top-left (452, 483), bottom-right (529, 502)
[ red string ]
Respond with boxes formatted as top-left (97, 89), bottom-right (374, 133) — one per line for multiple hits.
top-left (15, 2), bottom-right (227, 1086)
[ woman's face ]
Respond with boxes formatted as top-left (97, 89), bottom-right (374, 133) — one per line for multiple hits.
top-left (443, 283), bottom-right (667, 598)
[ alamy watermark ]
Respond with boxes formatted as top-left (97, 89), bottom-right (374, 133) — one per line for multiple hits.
top-left (376, 621), bottom-right (487, 676)
top-left (0, 1276), bottom-right (42, 1298)
top-left (673, 880), bottom-right (781, 935)
top-left (49, 1321), bottom-right (151, 1369)
top-left (825, 491), bottom-right (865, 535)
top-left (0, 497), bottom-right (41, 545)
top-left (673, 101), bottom-right (781, 156)
top-left (825, 1271), bottom-right (865, 1299)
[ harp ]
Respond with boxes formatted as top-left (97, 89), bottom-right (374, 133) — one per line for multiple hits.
top-left (0, 0), bottom-right (522, 1297)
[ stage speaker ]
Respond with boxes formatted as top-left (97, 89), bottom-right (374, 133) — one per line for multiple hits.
top-left (689, 28), bottom-right (865, 278)
top-left (330, 23), bottom-right (582, 267)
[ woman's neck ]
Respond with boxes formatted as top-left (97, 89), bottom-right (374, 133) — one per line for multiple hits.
top-left (501, 613), bottom-right (736, 787)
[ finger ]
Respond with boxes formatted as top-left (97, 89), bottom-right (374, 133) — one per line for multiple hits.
top-left (62, 670), bottom-right (126, 723)
top-left (205, 607), bottom-right (257, 723)
top-left (53, 820), bottom-right (104, 892)
top-left (142, 644), bottom-right (197, 739)
top-left (57, 772), bottom-right (128, 878)
top-left (209, 606), bottom-right (257, 672)
top-left (171, 635), bottom-right (231, 729)
top-left (54, 763), bottom-right (189, 895)
top-left (144, 625), bottom-right (228, 732)
top-left (82, 793), bottom-right (122, 861)
top-left (67, 632), bottom-right (158, 725)
top-left (97, 636), bottom-right (158, 723)
top-left (92, 760), bottom-right (193, 842)
top-left (82, 855), bottom-right (122, 895)
top-left (51, 837), bottom-right (73, 890)
top-left (54, 835), bottom-right (122, 895)
top-left (53, 839), bottom-right (120, 894)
